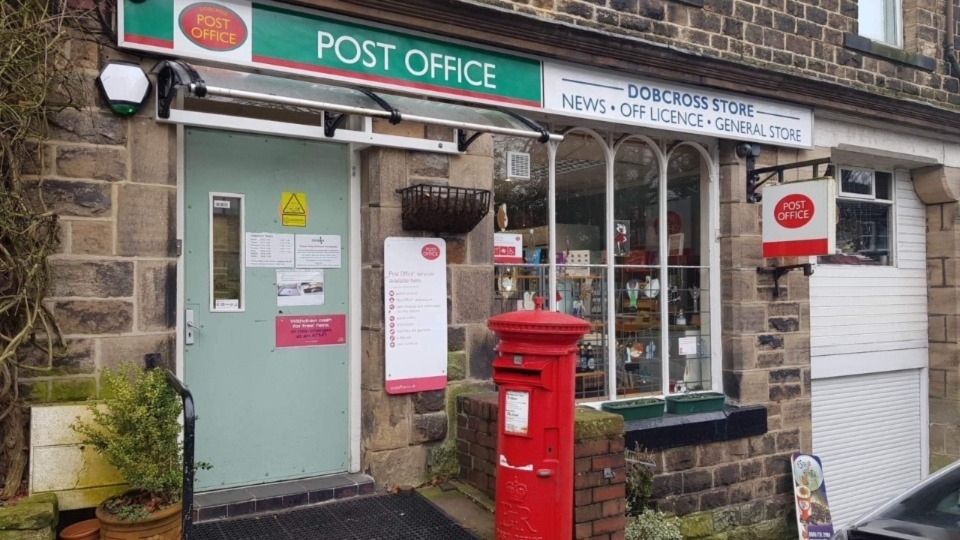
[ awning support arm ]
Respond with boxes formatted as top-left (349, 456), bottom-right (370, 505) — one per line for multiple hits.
top-left (324, 113), bottom-right (349, 138)
top-left (156, 60), bottom-right (204, 119)
top-left (503, 110), bottom-right (552, 143)
top-left (457, 131), bottom-right (484, 152)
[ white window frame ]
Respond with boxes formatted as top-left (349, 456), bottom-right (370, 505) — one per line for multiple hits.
top-left (494, 130), bottom-right (721, 401)
top-left (858, 0), bottom-right (903, 47)
top-left (827, 166), bottom-right (896, 265)
top-left (208, 192), bottom-right (246, 313)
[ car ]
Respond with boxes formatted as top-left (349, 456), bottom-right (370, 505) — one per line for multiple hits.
top-left (833, 459), bottom-right (960, 539)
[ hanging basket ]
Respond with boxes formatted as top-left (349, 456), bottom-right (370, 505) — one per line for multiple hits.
top-left (396, 184), bottom-right (491, 234)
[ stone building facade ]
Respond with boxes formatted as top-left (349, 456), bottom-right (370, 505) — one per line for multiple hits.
top-left (21, 0), bottom-right (960, 536)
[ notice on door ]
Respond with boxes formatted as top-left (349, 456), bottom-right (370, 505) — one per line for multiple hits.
top-left (276, 270), bottom-right (325, 307)
top-left (276, 314), bottom-right (345, 347)
top-left (384, 237), bottom-right (447, 394)
top-left (280, 192), bottom-right (308, 227)
top-left (246, 232), bottom-right (295, 267)
top-left (295, 234), bottom-right (341, 268)
top-left (504, 390), bottom-right (530, 435)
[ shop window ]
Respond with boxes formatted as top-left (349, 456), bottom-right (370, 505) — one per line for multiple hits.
top-left (858, 0), bottom-right (902, 47)
top-left (493, 131), bottom-right (716, 402)
top-left (819, 168), bottom-right (894, 266)
top-left (210, 193), bottom-right (244, 311)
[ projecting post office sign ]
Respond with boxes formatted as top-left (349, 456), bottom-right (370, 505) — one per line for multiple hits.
top-left (762, 179), bottom-right (836, 258)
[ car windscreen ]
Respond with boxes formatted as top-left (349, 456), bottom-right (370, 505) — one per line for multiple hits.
top-left (875, 465), bottom-right (960, 532)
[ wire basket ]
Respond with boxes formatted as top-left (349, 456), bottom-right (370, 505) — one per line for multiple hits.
top-left (396, 184), bottom-right (491, 234)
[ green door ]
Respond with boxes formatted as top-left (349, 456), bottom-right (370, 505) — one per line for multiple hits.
top-left (183, 128), bottom-right (350, 490)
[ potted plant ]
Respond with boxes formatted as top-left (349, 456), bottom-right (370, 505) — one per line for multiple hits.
top-left (72, 363), bottom-right (183, 540)
top-left (601, 397), bottom-right (665, 421)
top-left (665, 391), bottom-right (726, 414)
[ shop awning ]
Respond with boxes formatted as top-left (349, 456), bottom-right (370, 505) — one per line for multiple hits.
top-left (155, 60), bottom-right (561, 152)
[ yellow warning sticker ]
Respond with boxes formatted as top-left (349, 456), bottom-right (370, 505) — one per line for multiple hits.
top-left (280, 192), bottom-right (308, 227)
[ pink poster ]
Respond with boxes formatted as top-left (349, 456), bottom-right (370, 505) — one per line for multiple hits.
top-left (276, 314), bottom-right (346, 348)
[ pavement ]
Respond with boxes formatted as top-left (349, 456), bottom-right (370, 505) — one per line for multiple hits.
top-left (417, 481), bottom-right (495, 540)
top-left (191, 488), bottom-right (489, 539)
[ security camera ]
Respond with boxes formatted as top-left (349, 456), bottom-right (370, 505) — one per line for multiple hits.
top-left (735, 142), bottom-right (762, 158)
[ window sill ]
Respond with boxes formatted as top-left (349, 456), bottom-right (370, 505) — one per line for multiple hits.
top-left (623, 404), bottom-right (767, 452)
top-left (674, 0), bottom-right (704, 6)
top-left (843, 33), bottom-right (936, 72)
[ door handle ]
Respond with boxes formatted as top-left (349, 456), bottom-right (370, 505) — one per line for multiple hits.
top-left (185, 309), bottom-right (199, 345)
top-left (536, 469), bottom-right (554, 478)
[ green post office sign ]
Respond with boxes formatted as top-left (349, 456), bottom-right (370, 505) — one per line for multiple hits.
top-left (120, 0), bottom-right (543, 107)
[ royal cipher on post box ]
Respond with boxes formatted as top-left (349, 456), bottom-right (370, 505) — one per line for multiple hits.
top-left (487, 297), bottom-right (590, 540)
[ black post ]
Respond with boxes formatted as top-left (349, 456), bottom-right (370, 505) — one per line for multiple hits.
top-left (145, 354), bottom-right (196, 540)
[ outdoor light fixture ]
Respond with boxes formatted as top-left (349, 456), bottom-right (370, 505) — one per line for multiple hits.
top-left (96, 61), bottom-right (151, 117)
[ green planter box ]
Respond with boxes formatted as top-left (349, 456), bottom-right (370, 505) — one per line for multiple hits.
top-left (601, 398), bottom-right (665, 421)
top-left (665, 392), bottom-right (726, 414)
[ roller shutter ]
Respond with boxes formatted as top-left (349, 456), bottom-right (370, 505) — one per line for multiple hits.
top-left (811, 369), bottom-right (922, 528)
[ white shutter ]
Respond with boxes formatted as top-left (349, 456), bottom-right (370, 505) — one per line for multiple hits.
top-left (812, 369), bottom-right (922, 528)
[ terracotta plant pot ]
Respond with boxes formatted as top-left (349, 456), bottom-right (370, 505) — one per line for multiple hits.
top-left (60, 518), bottom-right (100, 540)
top-left (96, 501), bottom-right (182, 540)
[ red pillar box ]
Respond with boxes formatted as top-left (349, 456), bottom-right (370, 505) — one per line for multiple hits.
top-left (488, 297), bottom-right (590, 540)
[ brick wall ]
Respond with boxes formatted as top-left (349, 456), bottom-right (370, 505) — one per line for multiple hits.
top-left (458, 392), bottom-right (795, 537)
top-left (457, 393), bottom-right (628, 540)
top-left (469, 0), bottom-right (959, 109)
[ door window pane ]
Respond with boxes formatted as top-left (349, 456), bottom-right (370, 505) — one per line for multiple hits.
top-left (211, 194), bottom-right (243, 311)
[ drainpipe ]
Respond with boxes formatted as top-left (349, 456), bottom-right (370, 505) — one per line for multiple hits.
top-left (948, 0), bottom-right (960, 77)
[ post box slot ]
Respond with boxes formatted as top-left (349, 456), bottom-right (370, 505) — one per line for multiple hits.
top-left (494, 366), bottom-right (545, 387)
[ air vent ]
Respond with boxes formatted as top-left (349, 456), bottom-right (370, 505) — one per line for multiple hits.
top-left (507, 152), bottom-right (531, 180)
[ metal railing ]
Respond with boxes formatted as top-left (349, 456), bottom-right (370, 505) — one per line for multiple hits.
top-left (145, 354), bottom-right (196, 540)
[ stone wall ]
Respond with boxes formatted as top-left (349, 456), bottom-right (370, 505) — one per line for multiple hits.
top-left (358, 124), bottom-right (499, 488)
top-left (913, 165), bottom-right (960, 471)
top-left (20, 37), bottom-right (177, 404)
top-left (471, 0), bottom-right (959, 109)
top-left (456, 393), bottom-right (627, 540)
top-left (719, 141), bottom-right (813, 447)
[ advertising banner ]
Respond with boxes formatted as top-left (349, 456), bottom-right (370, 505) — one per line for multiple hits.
top-left (762, 178), bottom-right (836, 257)
top-left (792, 453), bottom-right (835, 539)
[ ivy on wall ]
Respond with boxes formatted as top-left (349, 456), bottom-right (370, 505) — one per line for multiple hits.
top-left (0, 0), bottom-right (93, 502)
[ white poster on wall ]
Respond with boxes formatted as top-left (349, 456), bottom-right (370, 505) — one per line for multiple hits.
top-left (384, 237), bottom-right (448, 394)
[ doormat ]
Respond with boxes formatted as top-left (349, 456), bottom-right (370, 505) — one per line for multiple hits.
top-left (190, 492), bottom-right (480, 540)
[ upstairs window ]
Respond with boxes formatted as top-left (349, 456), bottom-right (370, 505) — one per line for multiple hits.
top-left (859, 0), bottom-right (902, 47)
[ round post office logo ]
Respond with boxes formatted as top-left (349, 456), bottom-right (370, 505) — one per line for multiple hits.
top-left (774, 193), bottom-right (814, 229)
top-left (421, 244), bottom-right (441, 260)
top-left (179, 3), bottom-right (248, 52)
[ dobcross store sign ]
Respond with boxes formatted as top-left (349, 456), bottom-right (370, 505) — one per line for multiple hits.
top-left (119, 0), bottom-right (543, 107)
top-left (762, 179), bottom-right (836, 257)
top-left (543, 63), bottom-right (813, 148)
